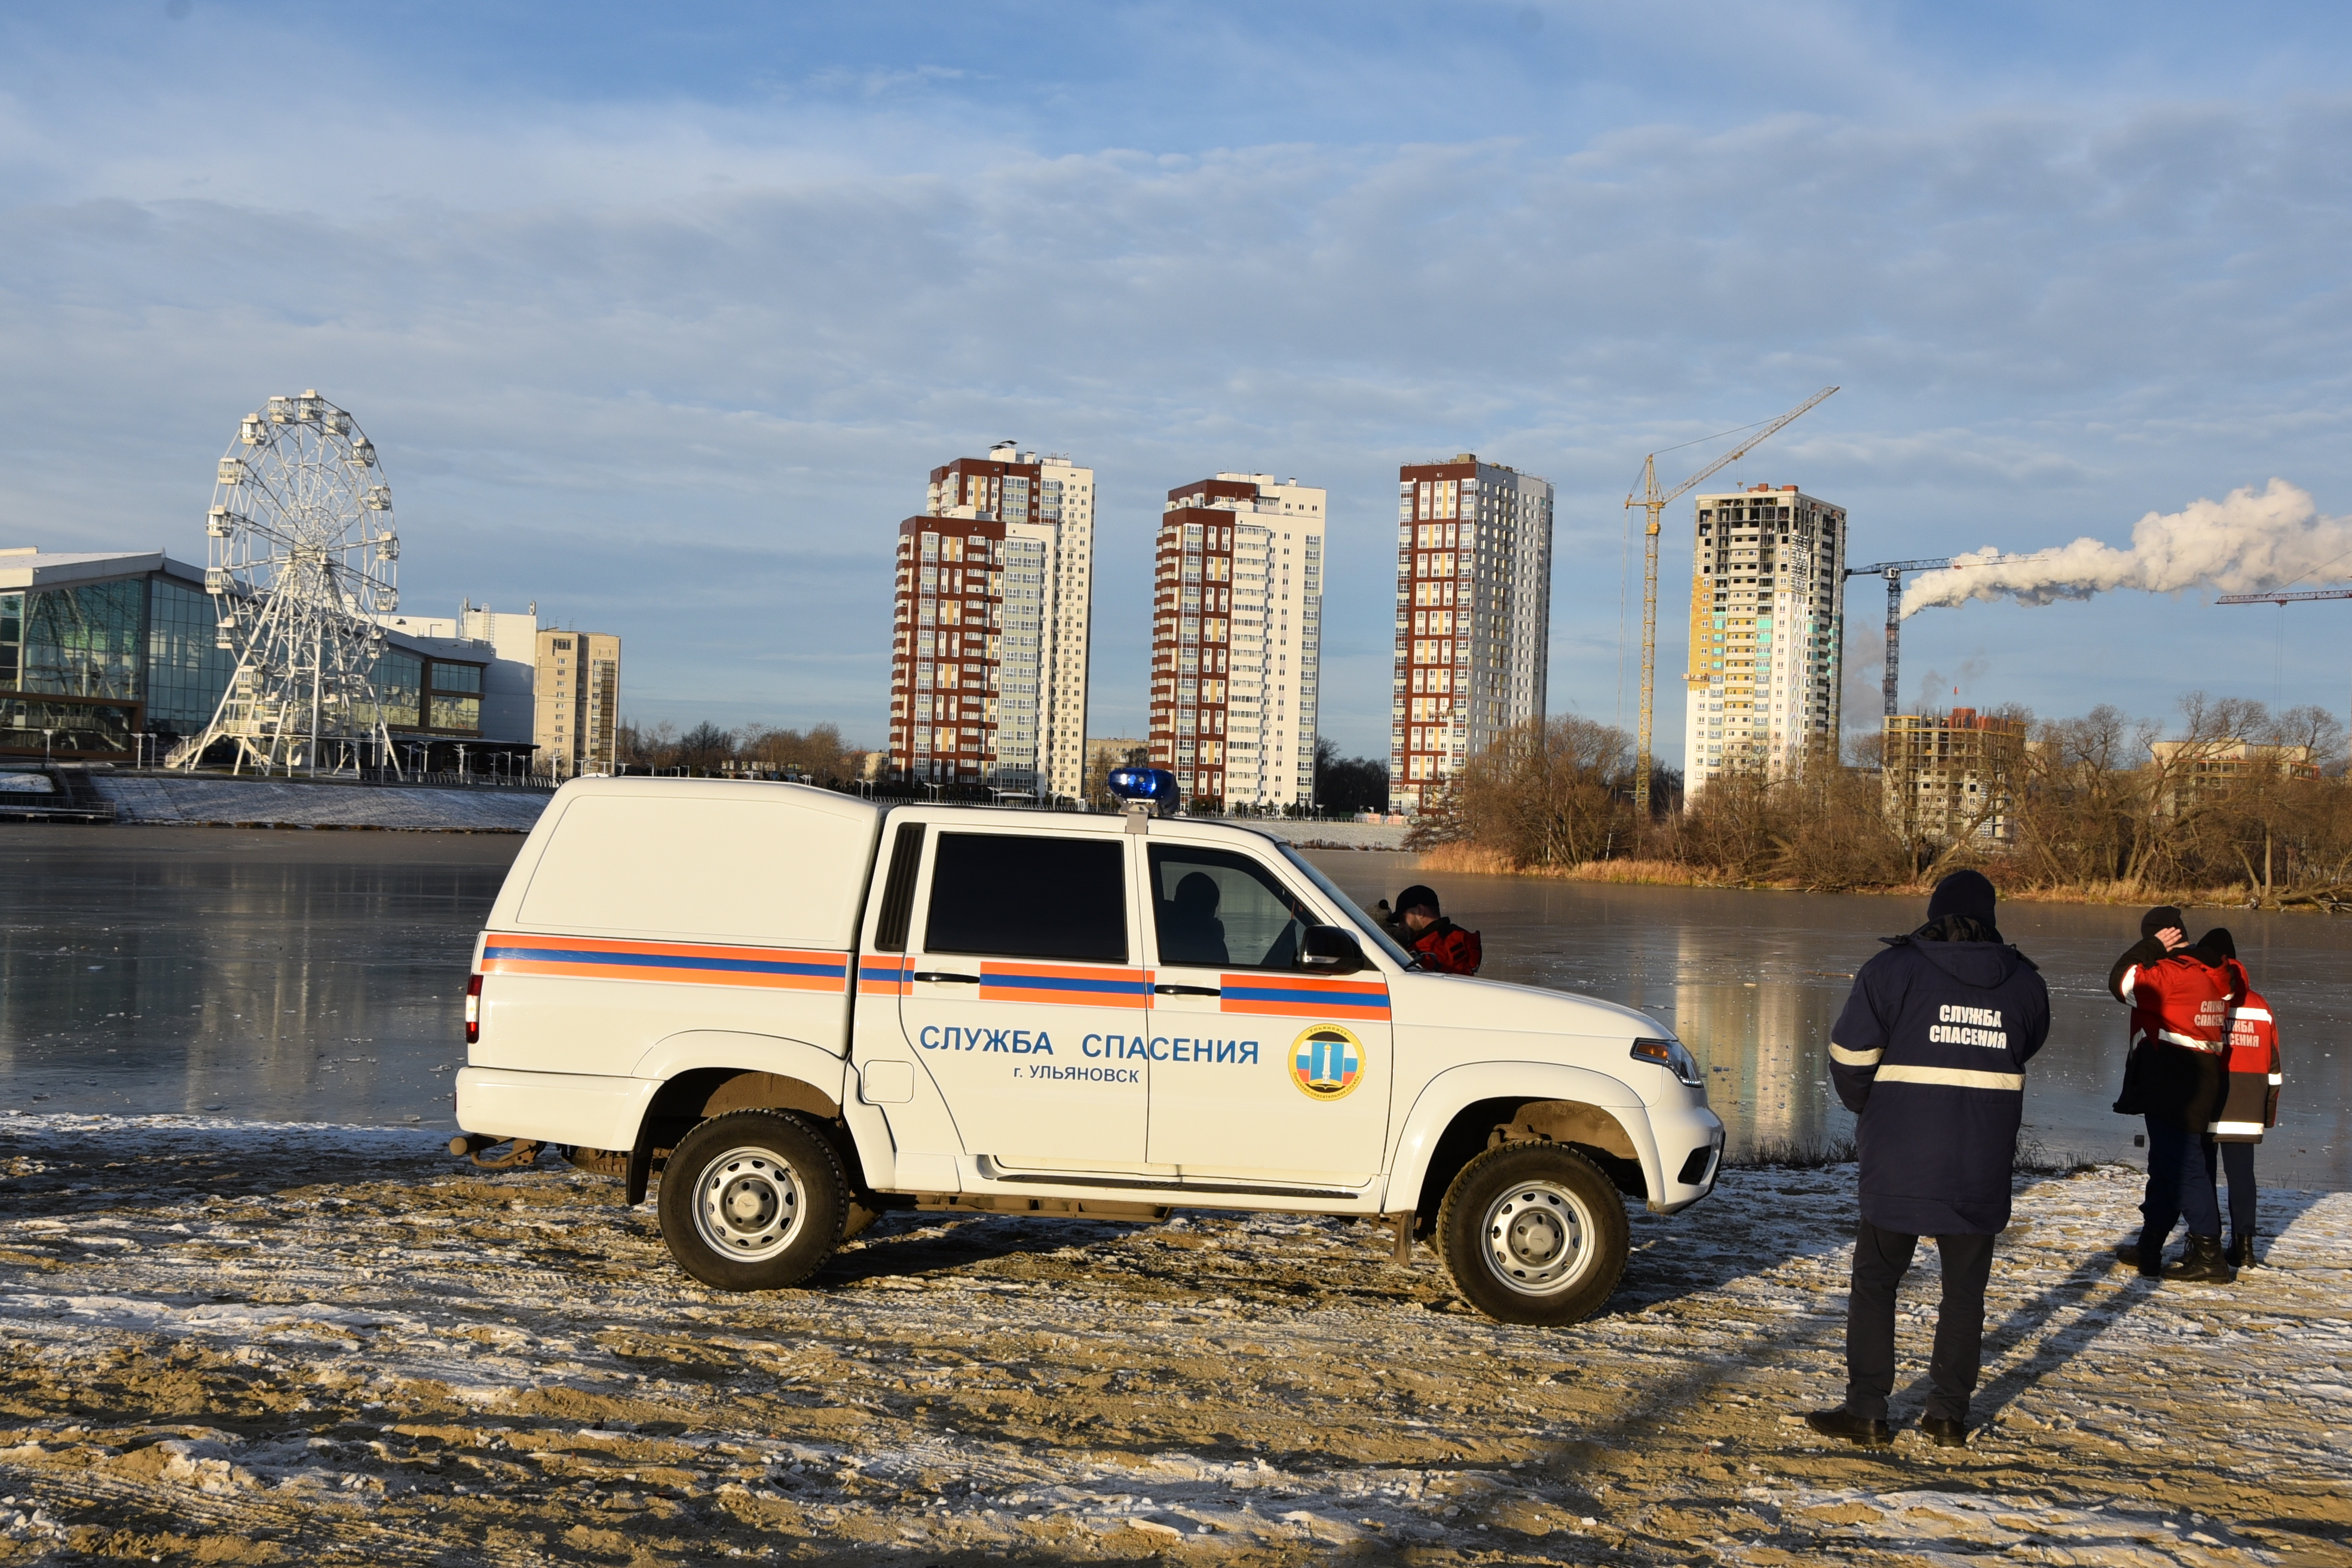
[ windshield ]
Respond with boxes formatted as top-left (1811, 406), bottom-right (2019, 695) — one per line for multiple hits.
top-left (1276, 843), bottom-right (1420, 969)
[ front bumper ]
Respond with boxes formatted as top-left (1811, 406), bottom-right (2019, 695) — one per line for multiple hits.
top-left (1644, 1099), bottom-right (1725, 1215)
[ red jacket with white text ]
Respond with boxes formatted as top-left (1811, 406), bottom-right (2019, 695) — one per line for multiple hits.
top-left (2208, 961), bottom-right (2282, 1143)
top-left (2108, 940), bottom-right (2240, 1129)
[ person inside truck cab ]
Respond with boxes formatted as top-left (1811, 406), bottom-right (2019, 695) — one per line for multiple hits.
top-left (1160, 871), bottom-right (1231, 966)
top-left (1389, 884), bottom-right (1482, 976)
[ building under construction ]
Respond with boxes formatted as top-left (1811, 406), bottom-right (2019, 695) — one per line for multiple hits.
top-left (2149, 739), bottom-right (2322, 814)
top-left (1683, 484), bottom-right (1846, 795)
top-left (1882, 707), bottom-right (2026, 846)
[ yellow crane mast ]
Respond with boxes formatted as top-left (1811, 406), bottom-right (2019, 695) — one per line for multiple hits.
top-left (1625, 386), bottom-right (1838, 814)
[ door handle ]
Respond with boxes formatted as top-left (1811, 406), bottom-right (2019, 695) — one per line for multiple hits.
top-left (1153, 984), bottom-right (1221, 997)
top-left (911, 970), bottom-right (981, 985)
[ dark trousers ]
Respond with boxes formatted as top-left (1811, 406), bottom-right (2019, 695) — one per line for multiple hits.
top-left (2139, 1114), bottom-right (2221, 1251)
top-left (2219, 1140), bottom-right (2258, 1247)
top-left (1843, 1220), bottom-right (1997, 1424)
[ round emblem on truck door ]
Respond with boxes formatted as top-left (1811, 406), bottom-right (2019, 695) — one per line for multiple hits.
top-left (1289, 1024), bottom-right (1364, 1101)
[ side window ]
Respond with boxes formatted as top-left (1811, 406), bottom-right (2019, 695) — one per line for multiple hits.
top-left (1149, 845), bottom-right (1313, 970)
top-left (923, 833), bottom-right (1128, 963)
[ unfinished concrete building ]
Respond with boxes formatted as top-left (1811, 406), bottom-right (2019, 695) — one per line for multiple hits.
top-left (1883, 708), bottom-right (2026, 846)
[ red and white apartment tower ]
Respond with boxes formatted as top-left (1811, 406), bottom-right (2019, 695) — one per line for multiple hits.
top-left (1390, 455), bottom-right (1554, 815)
top-left (1149, 474), bottom-right (1326, 810)
top-left (887, 443), bottom-right (1095, 795)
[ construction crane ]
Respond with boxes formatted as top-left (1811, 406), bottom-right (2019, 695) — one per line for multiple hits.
top-left (2218, 587), bottom-right (2352, 739)
top-left (1843, 559), bottom-right (1953, 722)
top-left (2218, 588), bottom-right (2352, 607)
top-left (1626, 385), bottom-right (1838, 813)
top-left (1840, 550), bottom-right (2066, 721)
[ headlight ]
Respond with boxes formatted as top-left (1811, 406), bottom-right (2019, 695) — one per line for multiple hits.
top-left (1631, 1036), bottom-right (1703, 1088)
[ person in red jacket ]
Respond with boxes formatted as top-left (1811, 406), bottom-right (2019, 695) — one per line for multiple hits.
top-left (2108, 905), bottom-right (2238, 1282)
top-left (1385, 884), bottom-right (1483, 975)
top-left (2198, 927), bottom-right (2281, 1269)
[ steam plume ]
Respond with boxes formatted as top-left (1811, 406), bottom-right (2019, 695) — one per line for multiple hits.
top-left (1901, 478), bottom-right (2352, 618)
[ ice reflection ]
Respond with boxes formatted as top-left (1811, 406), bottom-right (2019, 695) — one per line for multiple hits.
top-left (1670, 923), bottom-right (1842, 1155)
top-left (0, 825), bottom-right (519, 1124)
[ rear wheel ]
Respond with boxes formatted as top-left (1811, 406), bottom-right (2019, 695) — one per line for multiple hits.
top-left (1437, 1141), bottom-right (1628, 1325)
top-left (657, 1111), bottom-right (847, 1291)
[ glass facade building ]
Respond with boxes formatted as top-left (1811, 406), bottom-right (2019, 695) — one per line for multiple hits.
top-left (0, 550), bottom-right (490, 763)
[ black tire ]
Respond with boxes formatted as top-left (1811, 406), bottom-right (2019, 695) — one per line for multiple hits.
top-left (657, 1110), bottom-right (847, 1292)
top-left (1437, 1141), bottom-right (1630, 1326)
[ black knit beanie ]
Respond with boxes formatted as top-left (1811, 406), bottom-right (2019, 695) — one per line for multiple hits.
top-left (1925, 869), bottom-right (1997, 929)
top-left (2141, 905), bottom-right (2187, 939)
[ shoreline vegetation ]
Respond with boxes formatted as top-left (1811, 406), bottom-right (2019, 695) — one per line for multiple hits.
top-left (1413, 840), bottom-right (2263, 908)
top-left (1406, 700), bottom-right (2352, 914)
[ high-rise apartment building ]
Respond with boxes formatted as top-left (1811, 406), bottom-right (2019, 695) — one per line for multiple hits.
top-left (1148, 474), bottom-right (1325, 810)
top-left (535, 629), bottom-right (621, 778)
top-left (887, 444), bottom-right (1094, 796)
top-left (1388, 455), bottom-right (1554, 815)
top-left (1684, 483), bottom-right (1846, 795)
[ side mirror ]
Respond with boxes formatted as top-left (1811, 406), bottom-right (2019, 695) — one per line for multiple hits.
top-left (1297, 924), bottom-right (1366, 975)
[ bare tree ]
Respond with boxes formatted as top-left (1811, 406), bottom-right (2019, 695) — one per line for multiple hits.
top-left (1410, 716), bottom-right (1634, 868)
top-left (741, 722), bottom-right (855, 782)
top-left (676, 722), bottom-right (736, 775)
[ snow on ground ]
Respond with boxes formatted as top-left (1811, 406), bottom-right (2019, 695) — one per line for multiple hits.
top-left (94, 776), bottom-right (547, 832)
top-left (0, 1114), bottom-right (2346, 1565)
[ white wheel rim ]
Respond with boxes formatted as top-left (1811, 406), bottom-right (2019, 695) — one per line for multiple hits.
top-left (1480, 1178), bottom-right (1598, 1296)
top-left (691, 1145), bottom-right (806, 1263)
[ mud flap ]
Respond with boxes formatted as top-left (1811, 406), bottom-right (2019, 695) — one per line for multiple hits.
top-left (1385, 1209), bottom-right (1417, 1265)
top-left (626, 1136), bottom-right (655, 1208)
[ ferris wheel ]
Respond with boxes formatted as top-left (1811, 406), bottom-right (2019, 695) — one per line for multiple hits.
top-left (171, 390), bottom-right (403, 774)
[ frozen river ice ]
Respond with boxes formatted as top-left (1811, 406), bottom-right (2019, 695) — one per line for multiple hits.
top-left (2, 824), bottom-right (2345, 1185)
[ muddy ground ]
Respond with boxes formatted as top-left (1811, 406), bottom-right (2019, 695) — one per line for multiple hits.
top-left (0, 1115), bottom-right (2347, 1566)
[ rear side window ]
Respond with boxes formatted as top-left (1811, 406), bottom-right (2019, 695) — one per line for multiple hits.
top-left (923, 833), bottom-right (1127, 963)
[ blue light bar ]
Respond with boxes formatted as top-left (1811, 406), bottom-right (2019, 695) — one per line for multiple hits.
top-left (1106, 766), bottom-right (1181, 816)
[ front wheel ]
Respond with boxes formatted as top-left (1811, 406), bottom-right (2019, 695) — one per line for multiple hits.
top-left (1437, 1141), bottom-right (1629, 1325)
top-left (657, 1111), bottom-right (847, 1291)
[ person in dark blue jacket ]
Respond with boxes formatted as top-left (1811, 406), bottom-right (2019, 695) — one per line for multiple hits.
top-left (1802, 869), bottom-right (2050, 1450)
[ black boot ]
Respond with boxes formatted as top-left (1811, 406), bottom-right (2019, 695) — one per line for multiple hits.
top-left (1918, 1415), bottom-right (1970, 1448)
top-left (2225, 1235), bottom-right (2258, 1269)
top-left (1803, 1407), bottom-right (1892, 1447)
top-left (2112, 1239), bottom-right (2163, 1276)
top-left (2163, 1233), bottom-right (2236, 1284)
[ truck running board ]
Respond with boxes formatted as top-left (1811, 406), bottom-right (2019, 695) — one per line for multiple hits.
top-left (982, 1168), bottom-right (1362, 1202)
top-left (913, 1193), bottom-right (1170, 1222)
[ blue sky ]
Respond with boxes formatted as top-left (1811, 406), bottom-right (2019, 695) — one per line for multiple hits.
top-left (5, 1), bottom-right (2352, 765)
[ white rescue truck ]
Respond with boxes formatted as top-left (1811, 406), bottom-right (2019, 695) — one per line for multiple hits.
top-left (453, 779), bottom-right (1722, 1324)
